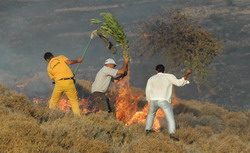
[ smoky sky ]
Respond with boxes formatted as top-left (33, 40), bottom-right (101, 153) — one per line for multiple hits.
top-left (0, 0), bottom-right (173, 87)
top-left (0, 0), bottom-right (250, 110)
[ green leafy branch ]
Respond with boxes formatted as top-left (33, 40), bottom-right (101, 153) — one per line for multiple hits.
top-left (91, 12), bottom-right (129, 58)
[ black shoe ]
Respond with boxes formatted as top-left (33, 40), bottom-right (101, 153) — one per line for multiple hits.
top-left (145, 130), bottom-right (153, 136)
top-left (170, 134), bottom-right (179, 141)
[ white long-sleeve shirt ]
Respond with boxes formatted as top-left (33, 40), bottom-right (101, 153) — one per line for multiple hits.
top-left (145, 73), bottom-right (189, 103)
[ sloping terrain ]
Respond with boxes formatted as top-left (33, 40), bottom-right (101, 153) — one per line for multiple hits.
top-left (0, 1), bottom-right (249, 109)
top-left (0, 84), bottom-right (249, 153)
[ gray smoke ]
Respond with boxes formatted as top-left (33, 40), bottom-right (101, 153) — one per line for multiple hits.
top-left (0, 0), bottom-right (249, 110)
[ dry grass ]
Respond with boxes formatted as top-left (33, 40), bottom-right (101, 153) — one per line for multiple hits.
top-left (196, 132), bottom-right (248, 153)
top-left (0, 106), bottom-right (60, 153)
top-left (121, 134), bottom-right (185, 153)
top-left (176, 126), bottom-right (214, 144)
top-left (223, 112), bottom-right (249, 134)
top-left (0, 84), bottom-right (249, 153)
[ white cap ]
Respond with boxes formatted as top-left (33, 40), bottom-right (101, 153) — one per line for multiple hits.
top-left (105, 58), bottom-right (117, 65)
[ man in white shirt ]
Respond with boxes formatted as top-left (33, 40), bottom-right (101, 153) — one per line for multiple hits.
top-left (145, 64), bottom-right (192, 140)
top-left (90, 58), bottom-right (129, 113)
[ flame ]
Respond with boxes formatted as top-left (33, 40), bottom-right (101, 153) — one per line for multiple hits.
top-left (110, 77), bottom-right (181, 132)
top-left (111, 76), bottom-right (181, 131)
top-left (32, 98), bottom-right (47, 105)
top-left (16, 82), bottom-right (29, 89)
top-left (171, 86), bottom-right (181, 107)
top-left (32, 77), bottom-right (180, 132)
top-left (57, 97), bottom-right (99, 114)
top-left (142, 33), bottom-right (152, 39)
top-left (32, 96), bottom-right (96, 114)
top-left (125, 104), bottom-right (148, 126)
top-left (57, 98), bottom-right (72, 112)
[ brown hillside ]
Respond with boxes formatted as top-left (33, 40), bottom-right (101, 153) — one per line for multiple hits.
top-left (0, 84), bottom-right (249, 153)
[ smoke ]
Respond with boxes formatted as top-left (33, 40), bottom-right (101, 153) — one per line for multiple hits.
top-left (0, 0), bottom-right (249, 110)
top-left (0, 44), bottom-right (25, 83)
top-left (0, 1), bottom-right (50, 97)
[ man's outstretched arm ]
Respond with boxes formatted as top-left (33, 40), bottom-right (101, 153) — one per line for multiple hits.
top-left (65, 58), bottom-right (84, 65)
top-left (168, 69), bottom-right (192, 87)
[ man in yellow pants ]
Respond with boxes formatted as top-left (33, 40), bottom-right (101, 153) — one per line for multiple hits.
top-left (44, 52), bottom-right (83, 115)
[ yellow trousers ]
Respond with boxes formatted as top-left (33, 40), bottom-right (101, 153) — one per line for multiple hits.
top-left (49, 79), bottom-right (80, 115)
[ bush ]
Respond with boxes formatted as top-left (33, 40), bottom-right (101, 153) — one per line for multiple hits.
top-left (176, 126), bottom-right (213, 144)
top-left (223, 112), bottom-right (248, 134)
top-left (122, 134), bottom-right (185, 153)
top-left (41, 112), bottom-right (130, 152)
top-left (0, 86), bottom-right (36, 116)
top-left (0, 106), bottom-right (57, 153)
top-left (197, 132), bottom-right (247, 153)
top-left (0, 83), bottom-right (249, 152)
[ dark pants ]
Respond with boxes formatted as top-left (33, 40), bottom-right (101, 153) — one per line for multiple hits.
top-left (89, 92), bottom-right (115, 113)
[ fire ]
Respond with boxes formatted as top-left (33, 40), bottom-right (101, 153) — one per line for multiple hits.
top-left (110, 77), bottom-right (180, 132)
top-left (16, 82), bottom-right (29, 89)
top-left (125, 104), bottom-right (148, 126)
top-left (112, 79), bottom-right (140, 123)
top-left (57, 98), bottom-right (72, 112)
top-left (33, 97), bottom-right (48, 105)
top-left (32, 96), bottom-right (95, 114)
top-left (142, 33), bottom-right (152, 39)
top-left (32, 78), bottom-right (180, 132)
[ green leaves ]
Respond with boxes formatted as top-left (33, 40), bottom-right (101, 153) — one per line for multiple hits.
top-left (90, 19), bottom-right (102, 25)
top-left (135, 10), bottom-right (224, 87)
top-left (90, 12), bottom-right (129, 58)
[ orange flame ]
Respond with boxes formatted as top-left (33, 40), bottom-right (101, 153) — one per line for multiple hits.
top-left (32, 98), bottom-right (47, 105)
top-left (112, 79), bottom-right (141, 123)
top-left (57, 97), bottom-right (98, 114)
top-left (32, 96), bottom-right (95, 114)
top-left (32, 77), bottom-right (180, 132)
top-left (110, 77), bottom-right (180, 132)
top-left (142, 33), bottom-right (152, 39)
top-left (16, 82), bottom-right (29, 89)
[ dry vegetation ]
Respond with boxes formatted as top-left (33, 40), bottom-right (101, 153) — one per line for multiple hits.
top-left (0, 83), bottom-right (249, 153)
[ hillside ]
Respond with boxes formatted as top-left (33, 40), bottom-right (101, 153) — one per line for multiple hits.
top-left (0, 0), bottom-right (249, 110)
top-left (0, 84), bottom-right (249, 153)
top-left (0, 1), bottom-right (249, 152)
